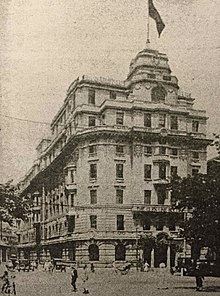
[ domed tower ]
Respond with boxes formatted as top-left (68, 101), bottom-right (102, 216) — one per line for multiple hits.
top-left (126, 48), bottom-right (179, 106)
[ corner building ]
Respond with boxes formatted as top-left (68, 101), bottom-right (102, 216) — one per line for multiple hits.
top-left (18, 47), bottom-right (210, 268)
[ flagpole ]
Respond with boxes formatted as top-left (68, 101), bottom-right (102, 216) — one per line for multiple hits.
top-left (146, 0), bottom-right (150, 46)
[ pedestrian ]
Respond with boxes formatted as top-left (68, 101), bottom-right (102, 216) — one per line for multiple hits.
top-left (144, 261), bottom-right (149, 272)
top-left (112, 261), bottom-right (118, 274)
top-left (90, 263), bottom-right (95, 273)
top-left (82, 264), bottom-right (89, 294)
top-left (195, 264), bottom-right (204, 291)
top-left (1, 270), bottom-right (10, 293)
top-left (71, 263), bottom-right (78, 292)
top-left (158, 262), bottom-right (168, 290)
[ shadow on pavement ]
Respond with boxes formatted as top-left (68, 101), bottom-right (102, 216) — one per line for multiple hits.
top-left (172, 286), bottom-right (220, 292)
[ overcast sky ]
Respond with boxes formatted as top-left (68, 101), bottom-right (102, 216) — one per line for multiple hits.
top-left (0, 0), bottom-right (220, 183)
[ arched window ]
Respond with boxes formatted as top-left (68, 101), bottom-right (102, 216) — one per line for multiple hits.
top-left (151, 86), bottom-right (166, 103)
top-left (115, 243), bottom-right (126, 261)
top-left (89, 244), bottom-right (99, 261)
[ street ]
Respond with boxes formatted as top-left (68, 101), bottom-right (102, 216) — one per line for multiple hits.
top-left (4, 268), bottom-right (220, 296)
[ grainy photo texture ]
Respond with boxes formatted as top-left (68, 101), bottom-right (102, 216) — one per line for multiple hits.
top-left (0, 0), bottom-right (220, 295)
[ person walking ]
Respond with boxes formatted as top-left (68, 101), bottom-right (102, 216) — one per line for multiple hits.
top-left (195, 264), bottom-right (204, 291)
top-left (90, 263), bottom-right (95, 273)
top-left (144, 261), bottom-right (149, 272)
top-left (82, 264), bottom-right (89, 294)
top-left (158, 262), bottom-right (168, 290)
top-left (71, 263), bottom-right (78, 292)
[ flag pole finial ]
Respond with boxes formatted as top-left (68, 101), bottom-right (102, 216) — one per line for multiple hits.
top-left (146, 0), bottom-right (150, 47)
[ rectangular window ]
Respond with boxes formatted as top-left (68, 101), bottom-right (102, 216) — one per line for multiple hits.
top-left (90, 190), bottom-right (97, 204)
top-left (144, 146), bottom-right (152, 155)
top-left (158, 114), bottom-right (166, 128)
top-left (144, 164), bottom-right (152, 179)
top-left (89, 145), bottom-right (97, 155)
top-left (144, 190), bottom-right (151, 205)
top-left (70, 193), bottom-right (74, 207)
top-left (116, 163), bottom-right (124, 179)
top-left (116, 112), bottom-right (124, 125)
top-left (88, 89), bottom-right (95, 105)
top-left (170, 116), bottom-right (178, 130)
top-left (110, 91), bottom-right (116, 100)
top-left (171, 166), bottom-right (178, 177)
top-left (192, 151), bottom-right (199, 159)
top-left (171, 148), bottom-right (178, 156)
top-left (70, 170), bottom-right (75, 183)
top-left (192, 120), bottom-right (199, 133)
top-left (67, 215), bottom-right (75, 233)
top-left (159, 146), bottom-right (166, 155)
top-left (117, 215), bottom-right (124, 230)
top-left (90, 163), bottom-right (97, 179)
top-left (116, 189), bottom-right (123, 204)
top-left (90, 215), bottom-right (97, 229)
top-left (88, 116), bottom-right (96, 127)
top-left (192, 168), bottom-right (199, 176)
top-left (116, 145), bottom-right (124, 154)
top-left (157, 188), bottom-right (167, 205)
top-left (144, 113), bottom-right (152, 128)
top-left (159, 163), bottom-right (166, 179)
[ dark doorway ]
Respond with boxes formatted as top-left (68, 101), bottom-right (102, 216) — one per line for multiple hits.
top-left (143, 246), bottom-right (152, 265)
top-left (89, 244), bottom-right (99, 261)
top-left (154, 244), bottom-right (167, 267)
top-left (115, 243), bottom-right (126, 261)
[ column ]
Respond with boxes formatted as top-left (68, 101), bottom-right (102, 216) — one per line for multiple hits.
top-left (167, 245), bottom-right (171, 269)
top-left (151, 248), bottom-right (155, 267)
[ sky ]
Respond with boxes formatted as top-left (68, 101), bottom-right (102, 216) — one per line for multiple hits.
top-left (0, 0), bottom-right (220, 183)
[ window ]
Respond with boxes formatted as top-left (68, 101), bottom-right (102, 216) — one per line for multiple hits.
top-left (144, 113), bottom-right (152, 128)
top-left (143, 216), bottom-right (151, 230)
top-left (192, 120), bottom-right (199, 133)
top-left (89, 244), bottom-right (99, 261)
top-left (170, 116), bottom-right (178, 130)
top-left (192, 168), bottom-right (199, 176)
top-left (90, 163), bottom-right (97, 179)
top-left (158, 114), bottom-right (166, 128)
top-left (144, 146), bottom-right (152, 155)
top-left (116, 112), bottom-right (124, 125)
top-left (144, 164), bottom-right (152, 179)
top-left (88, 116), bottom-right (96, 127)
top-left (90, 190), bottom-right (97, 204)
top-left (171, 148), bottom-right (178, 156)
top-left (110, 91), bottom-right (116, 100)
top-left (192, 151), bottom-right (199, 160)
top-left (88, 89), bottom-right (95, 105)
top-left (144, 190), bottom-right (151, 205)
top-left (159, 163), bottom-right (166, 179)
top-left (157, 188), bottom-right (167, 205)
top-left (159, 146), bottom-right (166, 155)
top-left (116, 145), bottom-right (124, 154)
top-left (70, 170), bottom-right (75, 183)
top-left (67, 215), bottom-right (75, 233)
top-left (116, 163), bottom-right (124, 179)
top-left (156, 220), bottom-right (164, 231)
top-left (115, 243), bottom-right (126, 261)
top-left (152, 86), bottom-right (166, 102)
top-left (116, 189), bottom-right (123, 204)
top-left (90, 215), bottom-right (97, 229)
top-left (117, 215), bottom-right (124, 230)
top-left (171, 166), bottom-right (178, 177)
top-left (89, 144), bottom-right (97, 155)
top-left (70, 193), bottom-right (75, 207)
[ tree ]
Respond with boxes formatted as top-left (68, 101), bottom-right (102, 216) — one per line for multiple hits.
top-left (170, 173), bottom-right (220, 263)
top-left (0, 181), bottom-right (32, 225)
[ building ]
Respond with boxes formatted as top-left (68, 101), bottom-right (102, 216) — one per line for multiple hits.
top-left (17, 46), bottom-right (210, 268)
top-left (0, 222), bottom-right (17, 263)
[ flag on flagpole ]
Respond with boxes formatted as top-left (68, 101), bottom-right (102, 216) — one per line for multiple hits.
top-left (149, 0), bottom-right (165, 37)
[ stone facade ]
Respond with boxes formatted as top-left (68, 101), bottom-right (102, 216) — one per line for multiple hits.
top-left (17, 47), bottom-right (210, 268)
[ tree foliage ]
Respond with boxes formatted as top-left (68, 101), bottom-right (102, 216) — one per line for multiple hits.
top-left (170, 173), bottom-right (220, 251)
top-left (0, 181), bottom-right (32, 225)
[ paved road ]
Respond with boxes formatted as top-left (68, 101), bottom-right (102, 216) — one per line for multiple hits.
top-left (3, 268), bottom-right (220, 296)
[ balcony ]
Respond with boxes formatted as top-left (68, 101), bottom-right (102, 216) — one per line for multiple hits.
top-left (153, 178), bottom-right (170, 185)
top-left (153, 155), bottom-right (170, 163)
top-left (65, 183), bottom-right (77, 191)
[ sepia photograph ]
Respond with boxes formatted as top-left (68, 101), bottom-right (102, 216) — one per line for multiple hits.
top-left (0, 0), bottom-right (220, 295)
